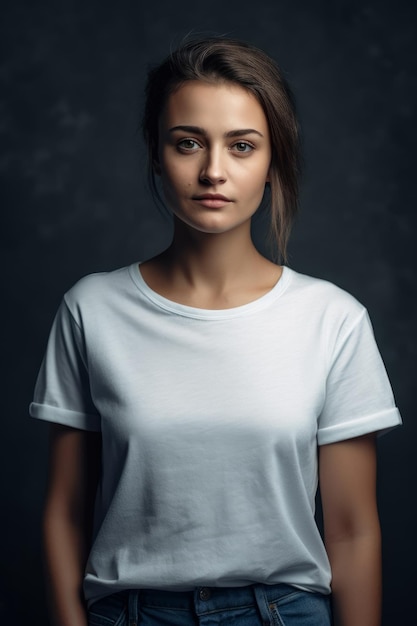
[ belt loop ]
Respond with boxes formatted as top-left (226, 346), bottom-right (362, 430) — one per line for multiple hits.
top-left (253, 584), bottom-right (273, 626)
top-left (128, 590), bottom-right (139, 626)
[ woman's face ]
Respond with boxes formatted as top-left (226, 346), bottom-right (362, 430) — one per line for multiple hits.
top-left (157, 80), bottom-right (271, 236)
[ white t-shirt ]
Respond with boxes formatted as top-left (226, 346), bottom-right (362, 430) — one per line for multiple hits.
top-left (30, 263), bottom-right (401, 606)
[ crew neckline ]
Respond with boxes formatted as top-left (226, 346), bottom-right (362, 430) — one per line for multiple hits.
top-left (128, 262), bottom-right (292, 320)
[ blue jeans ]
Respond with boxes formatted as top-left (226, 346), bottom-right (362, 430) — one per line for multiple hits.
top-left (88, 583), bottom-right (332, 625)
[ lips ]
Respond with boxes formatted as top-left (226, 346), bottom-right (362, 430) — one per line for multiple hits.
top-left (193, 193), bottom-right (231, 201)
top-left (192, 193), bottom-right (232, 208)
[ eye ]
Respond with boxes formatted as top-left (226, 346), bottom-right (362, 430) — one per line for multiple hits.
top-left (231, 141), bottom-right (254, 153)
top-left (177, 138), bottom-right (200, 151)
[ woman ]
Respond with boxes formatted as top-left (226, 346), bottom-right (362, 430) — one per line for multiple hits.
top-left (30, 37), bottom-right (401, 626)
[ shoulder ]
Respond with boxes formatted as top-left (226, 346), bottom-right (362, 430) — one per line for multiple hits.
top-left (62, 263), bottom-right (137, 321)
top-left (282, 267), bottom-right (370, 344)
top-left (285, 266), bottom-right (366, 318)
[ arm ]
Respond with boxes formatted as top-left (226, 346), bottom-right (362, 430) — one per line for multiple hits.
top-left (319, 433), bottom-right (381, 626)
top-left (43, 423), bottom-right (101, 626)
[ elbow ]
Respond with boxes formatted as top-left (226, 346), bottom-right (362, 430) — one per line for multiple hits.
top-left (325, 515), bottom-right (381, 546)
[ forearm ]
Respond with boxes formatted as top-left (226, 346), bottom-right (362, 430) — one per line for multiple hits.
top-left (327, 529), bottom-right (382, 626)
top-left (43, 508), bottom-right (89, 626)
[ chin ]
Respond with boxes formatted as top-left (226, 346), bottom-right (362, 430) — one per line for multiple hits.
top-left (184, 219), bottom-right (247, 235)
top-left (174, 210), bottom-right (253, 235)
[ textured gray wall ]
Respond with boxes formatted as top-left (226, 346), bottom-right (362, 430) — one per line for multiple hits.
top-left (2, 1), bottom-right (415, 624)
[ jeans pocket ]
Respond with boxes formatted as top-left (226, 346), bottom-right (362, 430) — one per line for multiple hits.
top-left (269, 590), bottom-right (332, 626)
top-left (88, 592), bottom-right (127, 626)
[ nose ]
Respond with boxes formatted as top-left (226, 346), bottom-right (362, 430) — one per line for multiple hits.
top-left (199, 148), bottom-right (226, 185)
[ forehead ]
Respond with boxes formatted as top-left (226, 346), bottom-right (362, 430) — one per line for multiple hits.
top-left (160, 80), bottom-right (269, 133)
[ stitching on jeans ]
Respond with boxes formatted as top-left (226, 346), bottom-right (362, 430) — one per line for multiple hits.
top-left (89, 613), bottom-right (115, 625)
top-left (89, 606), bottom-right (125, 626)
top-left (198, 603), bottom-right (256, 615)
top-left (114, 607), bottom-right (127, 626)
top-left (269, 603), bottom-right (286, 626)
top-left (140, 604), bottom-right (191, 611)
top-left (268, 590), bottom-right (304, 605)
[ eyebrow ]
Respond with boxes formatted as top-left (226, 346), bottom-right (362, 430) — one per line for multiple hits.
top-left (168, 125), bottom-right (264, 138)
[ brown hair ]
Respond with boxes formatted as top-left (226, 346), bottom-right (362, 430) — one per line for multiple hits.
top-left (142, 36), bottom-right (301, 262)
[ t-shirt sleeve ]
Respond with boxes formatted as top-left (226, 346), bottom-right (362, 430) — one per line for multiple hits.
top-left (317, 308), bottom-right (401, 445)
top-left (29, 297), bottom-right (101, 431)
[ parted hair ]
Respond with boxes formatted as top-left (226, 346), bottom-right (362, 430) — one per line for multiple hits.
top-left (142, 36), bottom-right (301, 262)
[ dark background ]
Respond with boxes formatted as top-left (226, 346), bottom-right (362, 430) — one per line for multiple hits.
top-left (2, 1), bottom-right (415, 624)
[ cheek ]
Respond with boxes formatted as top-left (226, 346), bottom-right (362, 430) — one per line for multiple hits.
top-left (160, 167), bottom-right (193, 207)
top-left (162, 160), bottom-right (189, 188)
top-left (242, 166), bottom-right (270, 196)
top-left (173, 170), bottom-right (195, 194)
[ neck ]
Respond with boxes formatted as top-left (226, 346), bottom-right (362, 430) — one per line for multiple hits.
top-left (139, 218), bottom-right (282, 309)
top-left (163, 219), bottom-right (262, 290)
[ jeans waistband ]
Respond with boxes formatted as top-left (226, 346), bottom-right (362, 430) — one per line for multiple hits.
top-left (89, 583), bottom-right (332, 625)
top-left (135, 582), bottom-right (300, 611)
